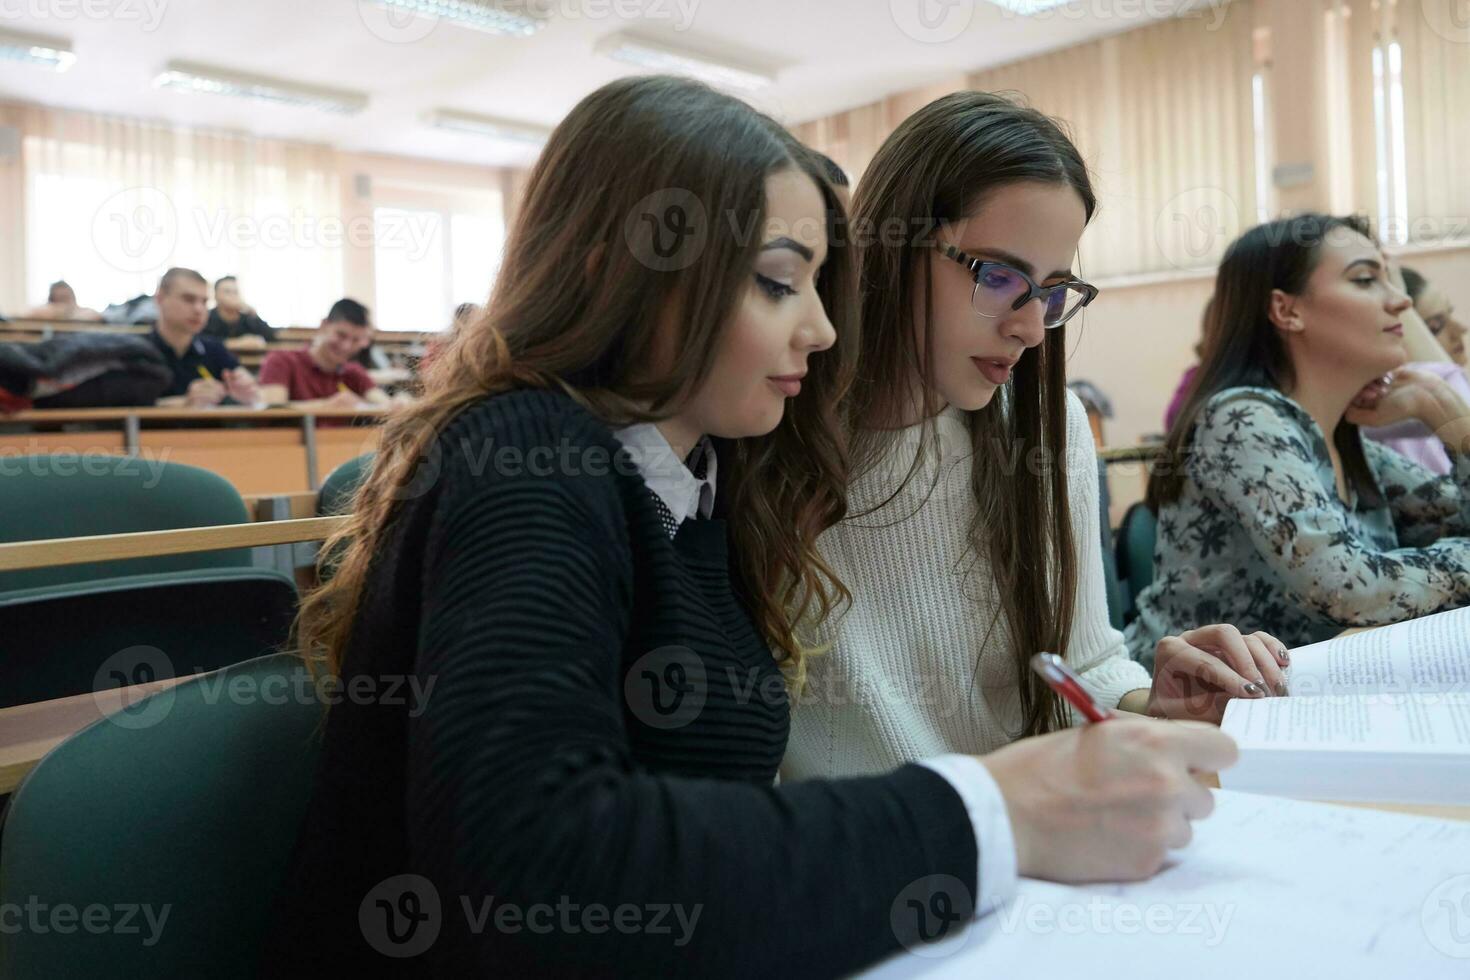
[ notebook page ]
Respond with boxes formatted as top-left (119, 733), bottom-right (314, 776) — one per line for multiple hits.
top-left (862, 791), bottom-right (1470, 979)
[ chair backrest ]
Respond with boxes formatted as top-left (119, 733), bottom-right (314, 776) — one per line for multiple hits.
top-left (0, 652), bottom-right (323, 979)
top-left (1115, 502), bottom-right (1159, 625)
top-left (0, 568), bottom-right (298, 708)
top-left (0, 454), bottom-right (251, 592)
top-left (316, 453), bottom-right (374, 517)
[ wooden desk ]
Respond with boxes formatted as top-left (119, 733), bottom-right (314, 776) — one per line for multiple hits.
top-left (0, 318), bottom-right (149, 337)
top-left (0, 406), bottom-right (385, 495)
top-left (1200, 772), bottom-right (1468, 821)
top-left (0, 676), bottom-right (197, 796)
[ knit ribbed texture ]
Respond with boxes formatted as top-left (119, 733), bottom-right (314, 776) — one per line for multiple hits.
top-left (785, 392), bottom-right (1151, 781)
top-left (265, 389), bottom-right (978, 978)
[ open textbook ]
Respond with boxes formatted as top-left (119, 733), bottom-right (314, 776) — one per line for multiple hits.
top-left (1219, 606), bottom-right (1470, 804)
top-left (863, 791), bottom-right (1470, 979)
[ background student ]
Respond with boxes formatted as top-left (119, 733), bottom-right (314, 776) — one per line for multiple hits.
top-left (148, 267), bottom-right (260, 408)
top-left (258, 298), bottom-right (390, 409)
top-left (23, 280), bottom-right (103, 322)
top-left (1130, 214), bottom-right (1470, 659)
top-left (1403, 266), bottom-right (1467, 366)
top-left (204, 275), bottom-right (277, 348)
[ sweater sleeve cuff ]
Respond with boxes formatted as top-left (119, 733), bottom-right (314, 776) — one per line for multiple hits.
top-left (1078, 659), bottom-right (1153, 716)
top-left (916, 755), bottom-right (1018, 917)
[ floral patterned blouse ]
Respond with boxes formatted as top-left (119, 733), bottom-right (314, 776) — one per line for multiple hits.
top-left (1125, 386), bottom-right (1470, 665)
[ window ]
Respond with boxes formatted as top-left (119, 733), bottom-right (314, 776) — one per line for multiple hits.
top-left (1373, 40), bottom-right (1410, 245)
top-left (1252, 72), bottom-right (1273, 224)
top-left (24, 127), bottom-right (344, 324)
top-left (371, 191), bottom-right (505, 332)
top-left (372, 207), bottom-right (447, 334)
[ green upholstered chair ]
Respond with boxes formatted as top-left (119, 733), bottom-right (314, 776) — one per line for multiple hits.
top-left (0, 454), bottom-right (253, 594)
top-left (1114, 502), bottom-right (1159, 627)
top-left (316, 453), bottom-right (374, 517)
top-left (0, 652), bottom-right (323, 979)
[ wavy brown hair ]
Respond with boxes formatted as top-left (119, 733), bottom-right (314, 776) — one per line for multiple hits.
top-left (847, 91), bottom-right (1096, 738)
top-left (298, 76), bottom-right (858, 689)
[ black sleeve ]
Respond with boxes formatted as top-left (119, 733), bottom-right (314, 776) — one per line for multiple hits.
top-left (201, 311), bottom-right (226, 341)
top-left (216, 344), bottom-right (241, 372)
top-left (407, 410), bottom-right (979, 978)
top-left (249, 314), bottom-right (277, 342)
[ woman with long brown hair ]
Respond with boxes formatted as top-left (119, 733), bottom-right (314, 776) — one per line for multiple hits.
top-left (1128, 214), bottom-right (1470, 658)
top-left (784, 92), bottom-right (1282, 789)
top-left (265, 77), bottom-right (1240, 977)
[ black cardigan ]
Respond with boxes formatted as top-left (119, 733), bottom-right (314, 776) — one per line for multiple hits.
top-left (264, 388), bottom-right (978, 977)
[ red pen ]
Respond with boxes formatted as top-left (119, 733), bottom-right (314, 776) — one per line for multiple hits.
top-left (1030, 652), bottom-right (1112, 723)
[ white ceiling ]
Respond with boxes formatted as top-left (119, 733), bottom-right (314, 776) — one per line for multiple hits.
top-left (0, 0), bottom-right (1207, 167)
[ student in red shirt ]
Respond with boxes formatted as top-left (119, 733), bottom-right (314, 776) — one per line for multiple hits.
top-left (258, 299), bottom-right (391, 409)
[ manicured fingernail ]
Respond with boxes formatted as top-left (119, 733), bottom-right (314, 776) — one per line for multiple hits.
top-left (1275, 682), bottom-right (1289, 696)
top-left (1242, 682), bottom-right (1264, 697)
top-left (1277, 647), bottom-right (1290, 665)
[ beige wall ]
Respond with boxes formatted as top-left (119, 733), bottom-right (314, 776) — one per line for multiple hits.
top-left (0, 104), bottom-right (27, 313)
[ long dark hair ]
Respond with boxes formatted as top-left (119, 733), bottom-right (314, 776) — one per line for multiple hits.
top-left (849, 91), bottom-right (1096, 738)
top-left (1149, 213), bottom-right (1379, 509)
top-left (300, 76), bottom-right (859, 690)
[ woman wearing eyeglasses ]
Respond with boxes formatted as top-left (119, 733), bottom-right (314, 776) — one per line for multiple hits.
top-left (783, 93), bottom-right (1284, 789)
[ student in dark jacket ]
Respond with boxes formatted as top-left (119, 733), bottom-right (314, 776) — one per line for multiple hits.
top-left (264, 75), bottom-right (1234, 979)
top-left (204, 275), bottom-right (276, 346)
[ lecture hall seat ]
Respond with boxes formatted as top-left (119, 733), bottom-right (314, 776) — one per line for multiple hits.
top-left (315, 452), bottom-right (374, 518)
top-left (0, 454), bottom-right (298, 705)
top-left (0, 653), bottom-right (323, 979)
top-left (1114, 502), bottom-right (1159, 627)
top-left (0, 454), bottom-right (256, 594)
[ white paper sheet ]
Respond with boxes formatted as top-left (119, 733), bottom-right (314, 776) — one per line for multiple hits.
top-left (862, 791), bottom-right (1470, 979)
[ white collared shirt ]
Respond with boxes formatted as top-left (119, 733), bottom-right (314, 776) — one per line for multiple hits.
top-left (612, 423), bottom-right (717, 536)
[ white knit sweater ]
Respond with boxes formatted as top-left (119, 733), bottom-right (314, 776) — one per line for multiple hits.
top-left (784, 391), bottom-right (1152, 780)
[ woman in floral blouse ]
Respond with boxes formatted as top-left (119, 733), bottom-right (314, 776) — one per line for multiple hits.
top-left (1127, 213), bottom-right (1470, 664)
